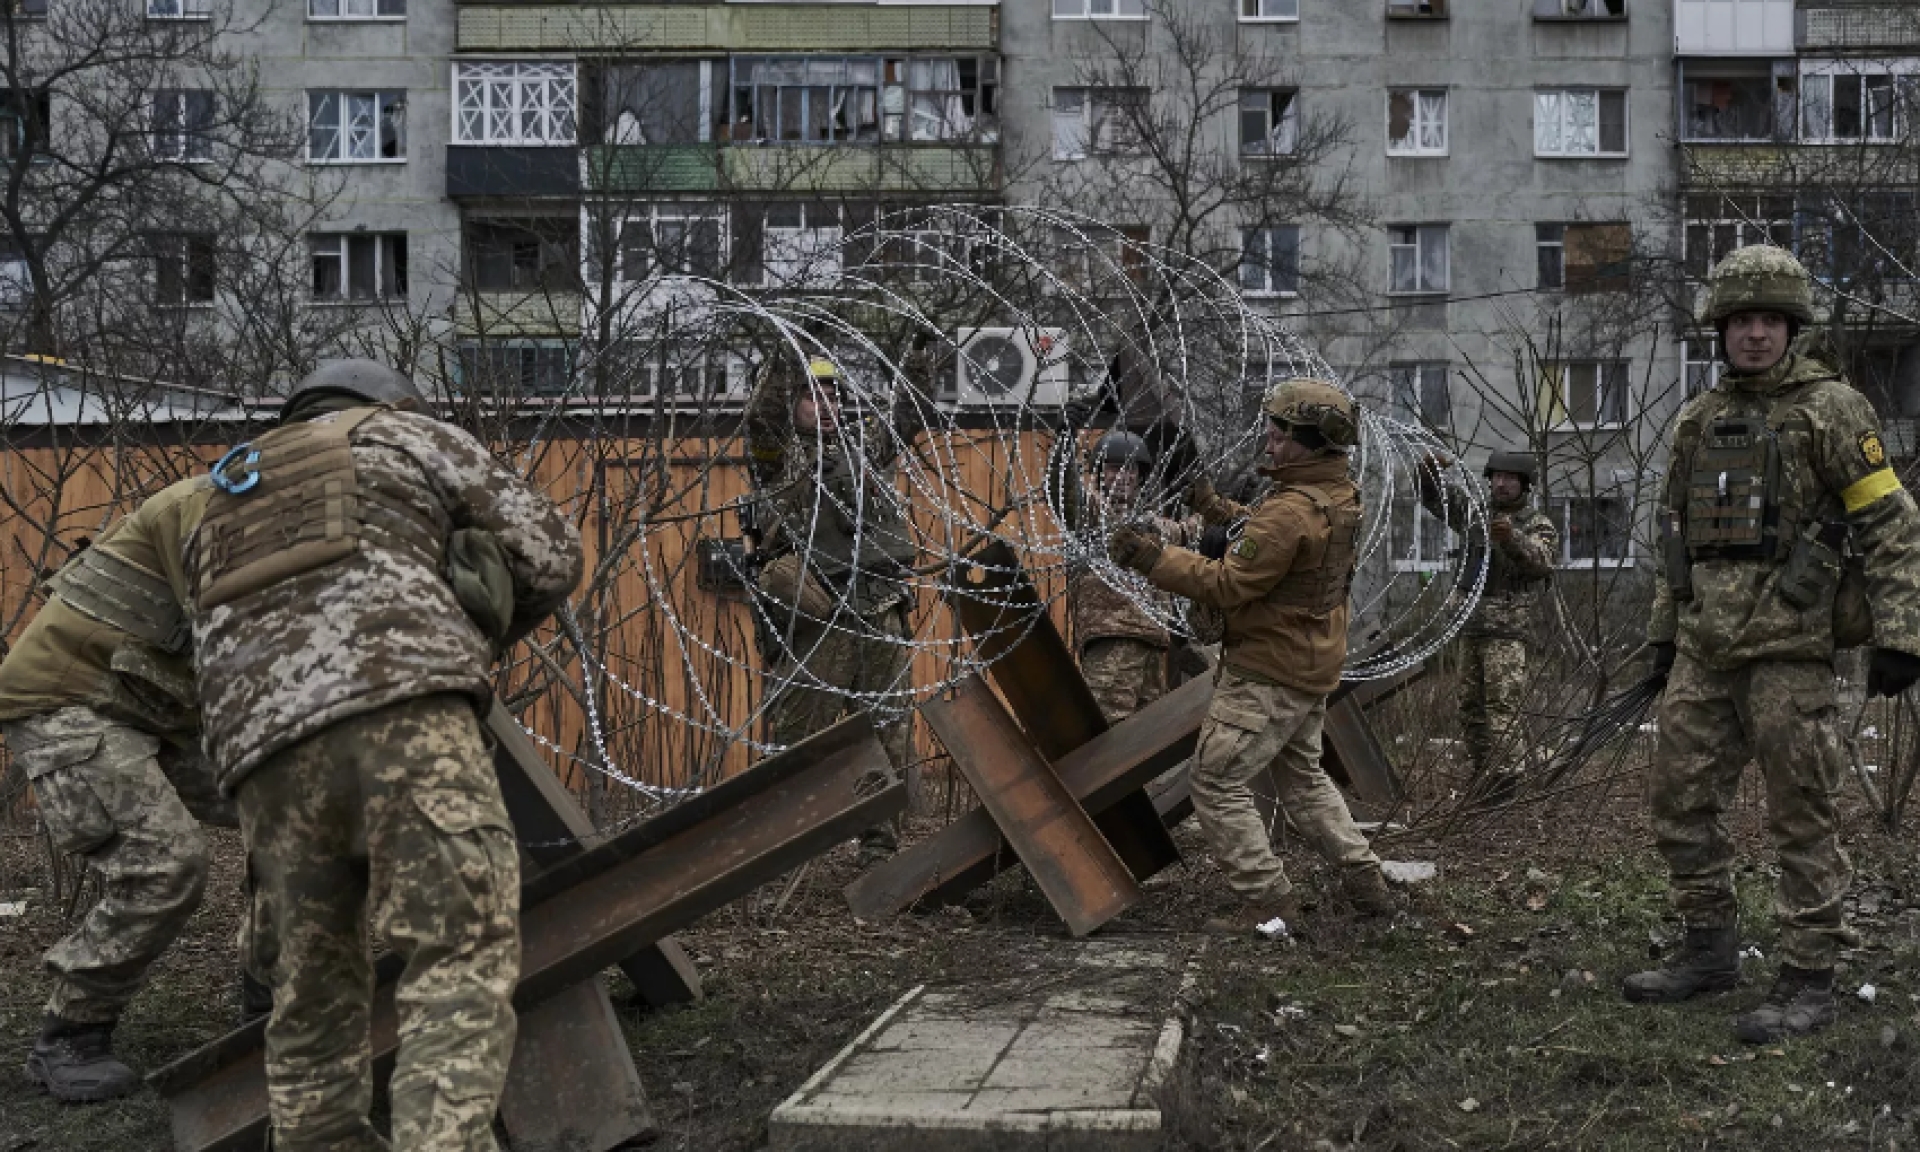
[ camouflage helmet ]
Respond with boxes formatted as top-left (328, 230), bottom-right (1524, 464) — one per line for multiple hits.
top-left (1091, 430), bottom-right (1151, 472)
top-left (1263, 377), bottom-right (1358, 450)
top-left (284, 359), bottom-right (424, 422)
top-left (1702, 244), bottom-right (1815, 326)
top-left (1483, 450), bottom-right (1536, 487)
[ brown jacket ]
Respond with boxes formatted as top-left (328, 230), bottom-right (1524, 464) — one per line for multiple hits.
top-left (1144, 454), bottom-right (1357, 695)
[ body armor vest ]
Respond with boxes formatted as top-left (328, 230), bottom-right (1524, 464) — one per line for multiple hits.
top-left (1684, 415), bottom-right (1786, 560)
top-left (192, 408), bottom-right (449, 612)
top-left (1268, 483), bottom-right (1360, 615)
top-left (779, 452), bottom-right (917, 583)
top-left (49, 545), bottom-right (188, 653)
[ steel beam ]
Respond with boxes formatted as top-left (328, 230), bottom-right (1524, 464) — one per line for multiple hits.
top-left (499, 978), bottom-right (657, 1152)
top-left (151, 715), bottom-right (902, 1152)
top-left (922, 676), bottom-right (1141, 935)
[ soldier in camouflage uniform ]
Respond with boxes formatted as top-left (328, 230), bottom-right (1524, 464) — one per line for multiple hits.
top-left (745, 356), bottom-right (919, 866)
top-left (0, 477), bottom-right (227, 1102)
top-left (1110, 379), bottom-right (1394, 933)
top-left (1623, 247), bottom-right (1920, 1044)
top-left (1416, 449), bottom-right (1559, 803)
top-left (185, 360), bottom-right (583, 1152)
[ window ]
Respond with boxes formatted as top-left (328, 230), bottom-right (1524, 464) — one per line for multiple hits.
top-left (744, 203), bottom-right (843, 288)
top-left (621, 204), bottom-right (723, 280)
top-left (1393, 362), bottom-right (1450, 426)
top-left (1388, 224), bottom-right (1448, 294)
top-left (1239, 90), bottom-right (1298, 157)
top-left (1540, 361), bottom-right (1628, 427)
top-left (308, 91), bottom-right (405, 163)
top-left (1052, 88), bottom-right (1147, 160)
top-left (464, 218), bottom-right (581, 293)
top-left (151, 90), bottom-right (213, 162)
top-left (0, 90), bottom-right (47, 164)
top-left (310, 233), bottom-right (407, 301)
top-left (1240, 226), bottom-right (1300, 296)
top-left (1052, 0), bottom-right (1146, 19)
top-left (1800, 64), bottom-right (1915, 143)
top-left (1535, 0), bottom-right (1624, 17)
top-left (1683, 194), bottom-right (1793, 278)
top-left (1538, 222), bottom-right (1630, 292)
top-left (1680, 62), bottom-right (1791, 142)
top-left (1682, 335), bottom-right (1721, 398)
top-left (1390, 497), bottom-right (1454, 571)
top-left (0, 239), bottom-right (29, 305)
top-left (152, 234), bottom-right (215, 305)
top-left (1553, 495), bottom-right (1632, 565)
top-left (1794, 189), bottom-right (1918, 284)
top-left (873, 209), bottom-right (1001, 284)
top-left (1051, 223), bottom-right (1150, 291)
top-left (1387, 0), bottom-right (1447, 17)
top-left (1387, 89), bottom-right (1446, 156)
top-left (453, 62), bottom-right (576, 146)
top-left (899, 58), bottom-right (998, 143)
top-left (1535, 90), bottom-right (1627, 157)
top-left (1241, 0), bottom-right (1300, 20)
top-left (728, 57), bottom-right (880, 144)
top-left (147, 0), bottom-right (210, 18)
top-left (13, 0), bottom-right (47, 17)
top-left (310, 0), bottom-right (404, 16)
top-left (634, 347), bottom-right (748, 400)
top-left (456, 340), bottom-right (575, 397)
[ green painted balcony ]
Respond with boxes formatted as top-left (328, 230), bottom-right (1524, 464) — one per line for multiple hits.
top-left (584, 143), bottom-right (999, 196)
top-left (457, 5), bottom-right (997, 53)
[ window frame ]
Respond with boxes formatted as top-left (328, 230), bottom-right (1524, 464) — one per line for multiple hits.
top-left (463, 217), bottom-right (583, 294)
top-left (152, 233), bottom-right (217, 306)
top-left (1239, 88), bottom-right (1299, 158)
top-left (1239, 225), bottom-right (1300, 297)
top-left (1681, 334), bottom-right (1722, 399)
top-left (1386, 88), bottom-right (1448, 157)
top-left (1392, 361), bottom-right (1451, 428)
top-left (1051, 86), bottom-right (1148, 161)
top-left (1540, 360), bottom-right (1629, 430)
top-left (146, 0), bottom-right (211, 19)
top-left (1679, 61), bottom-right (1789, 144)
top-left (1386, 0), bottom-right (1447, 19)
top-left (1552, 490), bottom-right (1636, 569)
top-left (1533, 0), bottom-right (1626, 19)
top-left (1534, 88), bottom-right (1629, 158)
top-left (455, 339), bottom-right (578, 399)
top-left (1683, 193), bottom-right (1795, 279)
top-left (150, 89), bottom-right (214, 164)
top-left (633, 346), bottom-right (750, 402)
top-left (1239, 0), bottom-right (1301, 22)
top-left (619, 203), bottom-right (726, 282)
top-left (307, 90), bottom-right (407, 165)
top-left (1387, 223), bottom-right (1449, 295)
top-left (1798, 59), bottom-right (1918, 145)
top-left (308, 232), bottom-right (408, 303)
top-left (1540, 221), bottom-right (1633, 293)
top-left (1051, 0), bottom-right (1148, 21)
top-left (1390, 496), bottom-right (1457, 572)
top-left (453, 61), bottom-right (578, 147)
top-left (308, 0), bottom-right (405, 20)
top-left (757, 202), bottom-right (845, 289)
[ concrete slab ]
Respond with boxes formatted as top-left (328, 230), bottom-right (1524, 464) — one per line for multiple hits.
top-left (768, 942), bottom-right (1192, 1151)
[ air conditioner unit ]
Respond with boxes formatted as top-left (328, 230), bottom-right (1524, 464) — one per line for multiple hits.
top-left (952, 328), bottom-right (1070, 409)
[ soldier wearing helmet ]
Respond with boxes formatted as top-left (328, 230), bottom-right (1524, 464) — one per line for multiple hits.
top-left (1413, 443), bottom-right (1558, 805)
top-left (1623, 244), bottom-right (1920, 1045)
top-left (1110, 378), bottom-right (1394, 932)
top-left (185, 359), bottom-right (584, 1150)
top-left (743, 352), bottom-right (921, 866)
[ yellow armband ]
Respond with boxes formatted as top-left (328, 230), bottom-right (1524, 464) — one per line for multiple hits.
top-left (1842, 468), bottom-right (1904, 513)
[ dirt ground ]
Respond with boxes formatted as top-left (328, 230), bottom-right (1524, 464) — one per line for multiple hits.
top-left (2, 765), bottom-right (1919, 1152)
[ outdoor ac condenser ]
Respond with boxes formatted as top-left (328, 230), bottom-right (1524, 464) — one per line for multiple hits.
top-left (952, 328), bottom-right (1070, 409)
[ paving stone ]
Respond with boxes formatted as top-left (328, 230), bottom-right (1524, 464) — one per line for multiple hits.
top-left (769, 941), bottom-right (1190, 1151)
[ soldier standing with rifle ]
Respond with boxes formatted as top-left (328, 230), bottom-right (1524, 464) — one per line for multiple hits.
top-left (1108, 379), bottom-right (1394, 932)
top-left (1623, 246), bottom-right (1920, 1043)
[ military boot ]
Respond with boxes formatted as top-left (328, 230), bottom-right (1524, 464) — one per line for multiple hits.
top-left (26, 1015), bottom-right (139, 1103)
top-left (1734, 965), bottom-right (1837, 1044)
top-left (1204, 891), bottom-right (1304, 938)
top-left (239, 970), bottom-right (274, 1025)
top-left (1341, 864), bottom-right (1396, 917)
top-left (855, 824), bottom-right (897, 869)
top-left (1621, 925), bottom-right (1740, 1003)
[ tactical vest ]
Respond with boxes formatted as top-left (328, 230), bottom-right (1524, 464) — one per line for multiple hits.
top-left (779, 452), bottom-right (917, 582)
top-left (1684, 414), bottom-right (1791, 561)
top-left (1455, 512), bottom-right (1548, 599)
top-left (1268, 483), bottom-right (1359, 615)
top-left (49, 545), bottom-right (189, 653)
top-left (191, 407), bottom-right (449, 612)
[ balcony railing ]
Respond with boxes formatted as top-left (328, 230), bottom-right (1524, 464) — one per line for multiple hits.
top-left (457, 5), bottom-right (996, 53)
top-left (584, 143), bottom-right (999, 196)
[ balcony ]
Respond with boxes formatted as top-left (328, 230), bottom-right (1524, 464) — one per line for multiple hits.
top-left (446, 146), bottom-right (580, 199)
top-left (1674, 0), bottom-right (1792, 55)
top-left (1681, 144), bottom-right (1793, 187)
top-left (456, 5), bottom-right (997, 53)
top-left (455, 291), bottom-right (583, 338)
top-left (1798, 5), bottom-right (1920, 51)
top-left (584, 143), bottom-right (999, 196)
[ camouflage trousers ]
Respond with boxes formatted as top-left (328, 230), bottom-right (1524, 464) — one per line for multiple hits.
top-left (236, 694), bottom-right (519, 1152)
top-left (1192, 669), bottom-right (1379, 903)
top-left (763, 604), bottom-right (913, 850)
top-left (5, 705), bottom-right (209, 1025)
top-left (1459, 633), bottom-right (1529, 778)
top-left (1080, 638), bottom-right (1169, 725)
top-left (1651, 655), bottom-right (1853, 971)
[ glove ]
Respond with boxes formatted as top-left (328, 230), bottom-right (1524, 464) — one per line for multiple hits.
top-left (1420, 451), bottom-right (1453, 474)
top-left (1867, 648), bottom-right (1920, 698)
top-left (1189, 477), bottom-right (1231, 525)
top-left (1108, 525), bottom-right (1164, 575)
top-left (1198, 525), bottom-right (1231, 561)
top-left (1648, 641), bottom-right (1676, 683)
top-left (446, 528), bottom-right (516, 649)
top-left (1489, 516), bottom-right (1514, 544)
top-left (1062, 394), bottom-right (1097, 429)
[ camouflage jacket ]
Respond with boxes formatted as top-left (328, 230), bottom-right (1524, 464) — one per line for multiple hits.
top-left (0, 476), bottom-right (210, 728)
top-left (1417, 477), bottom-right (1558, 640)
top-left (1069, 510), bottom-right (1198, 652)
top-left (187, 408), bottom-right (583, 790)
top-left (1650, 352), bottom-right (1920, 670)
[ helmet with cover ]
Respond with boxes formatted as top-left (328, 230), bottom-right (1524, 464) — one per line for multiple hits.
top-left (1263, 377), bottom-right (1358, 451)
top-left (1702, 244), bottom-right (1815, 327)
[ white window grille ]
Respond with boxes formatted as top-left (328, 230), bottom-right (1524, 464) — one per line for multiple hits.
top-left (1387, 89), bottom-right (1447, 156)
top-left (1052, 0), bottom-right (1146, 19)
top-left (309, 0), bottom-right (404, 16)
top-left (1388, 224), bottom-right (1448, 293)
top-left (151, 90), bottom-right (213, 162)
top-left (761, 203), bottom-right (843, 288)
top-left (310, 233), bottom-right (407, 301)
top-left (621, 204), bottom-right (724, 280)
top-left (1682, 335), bottom-right (1722, 398)
top-left (1240, 0), bottom-right (1300, 20)
top-left (308, 91), bottom-right (406, 163)
top-left (1239, 89), bottom-right (1298, 157)
top-left (1239, 226), bottom-right (1300, 296)
top-left (1051, 88), bottom-right (1147, 160)
top-left (1535, 89), bottom-right (1628, 156)
top-left (454, 62), bottom-right (577, 147)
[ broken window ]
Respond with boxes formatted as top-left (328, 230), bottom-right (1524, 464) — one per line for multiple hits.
top-left (729, 57), bottom-right (881, 144)
top-left (1239, 89), bottom-right (1298, 157)
top-left (1052, 88), bottom-right (1147, 160)
top-left (152, 89), bottom-right (214, 162)
top-left (1386, 0), bottom-right (1446, 17)
top-left (1539, 361), bottom-right (1627, 427)
top-left (152, 233), bottom-right (216, 304)
top-left (621, 204), bottom-right (724, 280)
top-left (1052, 0), bottom-right (1146, 18)
top-left (1800, 64), bottom-right (1912, 143)
top-left (464, 218), bottom-right (581, 293)
top-left (308, 91), bottom-right (406, 162)
top-left (1387, 89), bottom-right (1446, 155)
top-left (597, 63), bottom-right (709, 145)
top-left (1388, 224), bottom-right (1447, 293)
top-left (1392, 362), bottom-right (1450, 427)
top-left (1554, 222), bottom-right (1632, 293)
top-left (1535, 89), bottom-right (1627, 156)
top-left (899, 58), bottom-right (997, 143)
top-left (1534, 0), bottom-right (1624, 17)
top-left (1239, 226), bottom-right (1300, 296)
top-left (0, 90), bottom-right (48, 164)
top-left (1240, 0), bottom-right (1300, 19)
top-left (310, 233), bottom-right (407, 301)
top-left (1680, 63), bottom-right (1781, 142)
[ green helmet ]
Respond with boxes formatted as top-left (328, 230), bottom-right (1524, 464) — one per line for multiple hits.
top-left (1263, 377), bottom-right (1358, 450)
top-left (1702, 244), bottom-right (1815, 326)
top-left (1091, 430), bottom-right (1151, 471)
top-left (1483, 450), bottom-right (1536, 486)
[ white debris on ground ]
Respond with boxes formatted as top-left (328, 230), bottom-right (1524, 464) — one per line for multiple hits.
top-left (1381, 861), bottom-right (1438, 885)
top-left (1256, 917), bottom-right (1290, 940)
top-left (0, 901), bottom-right (26, 918)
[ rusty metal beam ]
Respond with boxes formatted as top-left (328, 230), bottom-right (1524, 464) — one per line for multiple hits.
top-left (922, 676), bottom-right (1141, 935)
top-left (151, 715), bottom-right (902, 1152)
top-left (499, 978), bottom-right (657, 1152)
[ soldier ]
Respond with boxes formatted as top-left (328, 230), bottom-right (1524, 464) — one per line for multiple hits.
top-left (0, 476), bottom-right (232, 1102)
top-left (745, 355), bottom-right (919, 866)
top-left (1623, 246), bottom-right (1920, 1044)
top-left (185, 360), bottom-right (583, 1152)
top-left (1109, 378), bottom-right (1394, 932)
top-left (1415, 449), bottom-right (1558, 803)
